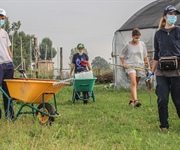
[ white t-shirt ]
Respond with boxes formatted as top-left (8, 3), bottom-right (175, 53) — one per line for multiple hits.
top-left (0, 28), bottom-right (12, 64)
top-left (119, 41), bottom-right (147, 67)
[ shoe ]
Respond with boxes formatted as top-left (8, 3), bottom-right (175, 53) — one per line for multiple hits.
top-left (83, 92), bottom-right (89, 104)
top-left (161, 127), bottom-right (168, 132)
top-left (5, 110), bottom-right (15, 120)
top-left (76, 99), bottom-right (80, 102)
top-left (134, 100), bottom-right (141, 107)
top-left (129, 100), bottom-right (133, 105)
top-left (83, 100), bottom-right (88, 104)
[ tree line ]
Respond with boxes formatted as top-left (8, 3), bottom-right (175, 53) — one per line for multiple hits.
top-left (4, 18), bottom-right (111, 72)
top-left (4, 17), bottom-right (57, 70)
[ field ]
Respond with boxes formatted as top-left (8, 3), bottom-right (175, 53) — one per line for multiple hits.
top-left (0, 84), bottom-right (180, 150)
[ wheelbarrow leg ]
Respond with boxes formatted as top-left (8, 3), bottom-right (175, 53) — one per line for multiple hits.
top-left (15, 103), bottom-right (27, 118)
top-left (53, 93), bottom-right (59, 115)
top-left (72, 89), bottom-right (76, 103)
top-left (92, 91), bottom-right (96, 102)
top-left (31, 104), bottom-right (36, 118)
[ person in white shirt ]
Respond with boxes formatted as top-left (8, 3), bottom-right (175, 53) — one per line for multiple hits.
top-left (119, 28), bottom-right (150, 107)
top-left (0, 8), bottom-right (14, 119)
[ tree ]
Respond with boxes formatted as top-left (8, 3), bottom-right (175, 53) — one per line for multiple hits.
top-left (4, 17), bottom-right (11, 34)
top-left (39, 38), bottom-right (57, 60)
top-left (3, 19), bottom-right (34, 69)
top-left (11, 21), bottom-right (21, 34)
top-left (11, 31), bottom-right (35, 70)
top-left (3, 19), bottom-right (56, 71)
top-left (91, 56), bottom-right (111, 70)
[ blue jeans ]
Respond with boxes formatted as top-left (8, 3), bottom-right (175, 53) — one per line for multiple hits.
top-left (156, 76), bottom-right (180, 129)
top-left (0, 62), bottom-right (14, 118)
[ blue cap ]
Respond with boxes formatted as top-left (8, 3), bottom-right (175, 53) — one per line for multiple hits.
top-left (164, 5), bottom-right (180, 15)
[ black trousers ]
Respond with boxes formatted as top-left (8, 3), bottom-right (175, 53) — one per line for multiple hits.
top-left (0, 62), bottom-right (14, 118)
top-left (156, 76), bottom-right (180, 129)
top-left (75, 92), bottom-right (89, 100)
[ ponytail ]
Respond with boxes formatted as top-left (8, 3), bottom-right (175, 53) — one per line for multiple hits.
top-left (158, 17), bottom-right (166, 29)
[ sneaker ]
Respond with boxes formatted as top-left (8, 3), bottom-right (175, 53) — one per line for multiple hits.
top-left (134, 100), bottom-right (141, 107)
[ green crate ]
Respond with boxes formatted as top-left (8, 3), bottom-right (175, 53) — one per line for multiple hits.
top-left (73, 78), bottom-right (97, 92)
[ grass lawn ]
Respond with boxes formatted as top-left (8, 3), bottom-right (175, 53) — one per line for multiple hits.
top-left (0, 84), bottom-right (180, 150)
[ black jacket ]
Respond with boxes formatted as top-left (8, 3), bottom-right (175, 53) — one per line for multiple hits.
top-left (154, 26), bottom-right (180, 61)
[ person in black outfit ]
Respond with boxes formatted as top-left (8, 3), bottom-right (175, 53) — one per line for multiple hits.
top-left (146, 5), bottom-right (180, 131)
top-left (70, 43), bottom-right (92, 104)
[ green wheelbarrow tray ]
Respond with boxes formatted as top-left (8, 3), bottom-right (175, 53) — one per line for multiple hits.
top-left (72, 77), bottom-right (97, 103)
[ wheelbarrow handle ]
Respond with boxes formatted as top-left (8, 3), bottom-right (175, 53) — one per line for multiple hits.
top-left (53, 78), bottom-right (73, 87)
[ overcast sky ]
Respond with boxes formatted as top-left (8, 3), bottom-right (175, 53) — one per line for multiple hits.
top-left (2, 0), bottom-right (155, 68)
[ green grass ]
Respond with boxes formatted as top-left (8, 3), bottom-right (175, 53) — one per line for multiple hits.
top-left (0, 84), bottom-right (180, 150)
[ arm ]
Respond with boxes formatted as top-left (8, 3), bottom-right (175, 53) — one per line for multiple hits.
top-left (87, 61), bottom-right (92, 71)
top-left (145, 33), bottom-right (159, 81)
top-left (7, 46), bottom-right (13, 59)
top-left (119, 44), bottom-right (128, 68)
top-left (144, 57), bottom-right (150, 69)
top-left (70, 63), bottom-right (75, 77)
top-left (152, 31), bottom-right (160, 72)
top-left (120, 57), bottom-right (127, 68)
top-left (152, 60), bottom-right (158, 73)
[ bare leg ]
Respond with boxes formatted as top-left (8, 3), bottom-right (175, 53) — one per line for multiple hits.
top-left (136, 77), bottom-right (141, 85)
top-left (129, 72), bottom-right (138, 101)
top-left (128, 73), bottom-right (141, 107)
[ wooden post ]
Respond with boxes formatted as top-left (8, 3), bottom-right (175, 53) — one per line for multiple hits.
top-left (34, 37), bottom-right (38, 78)
top-left (60, 47), bottom-right (63, 80)
top-left (98, 65), bottom-right (100, 76)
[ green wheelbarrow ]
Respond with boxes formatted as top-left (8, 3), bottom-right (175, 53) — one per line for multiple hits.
top-left (72, 77), bottom-right (97, 103)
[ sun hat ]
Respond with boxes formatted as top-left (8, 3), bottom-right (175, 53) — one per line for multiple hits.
top-left (77, 43), bottom-right (85, 49)
top-left (0, 8), bottom-right (6, 17)
top-left (164, 5), bottom-right (180, 15)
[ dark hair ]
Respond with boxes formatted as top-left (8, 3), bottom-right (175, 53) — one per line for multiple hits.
top-left (132, 28), bottom-right (141, 36)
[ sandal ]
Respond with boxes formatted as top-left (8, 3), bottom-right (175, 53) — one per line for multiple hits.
top-left (134, 100), bottom-right (141, 107)
top-left (129, 100), bottom-right (134, 105)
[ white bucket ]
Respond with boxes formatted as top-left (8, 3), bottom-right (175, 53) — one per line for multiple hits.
top-left (75, 70), bottom-right (93, 79)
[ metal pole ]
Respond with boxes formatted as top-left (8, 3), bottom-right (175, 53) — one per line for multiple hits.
top-left (60, 47), bottom-right (63, 80)
top-left (11, 33), bottom-right (13, 59)
top-left (20, 36), bottom-right (23, 69)
top-left (45, 45), bottom-right (47, 78)
top-left (30, 39), bottom-right (32, 76)
top-left (34, 37), bottom-right (38, 78)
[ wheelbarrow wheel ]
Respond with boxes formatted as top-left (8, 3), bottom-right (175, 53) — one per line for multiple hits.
top-left (36, 103), bottom-right (55, 125)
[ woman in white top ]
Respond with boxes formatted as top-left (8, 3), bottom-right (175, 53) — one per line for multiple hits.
top-left (119, 28), bottom-right (150, 107)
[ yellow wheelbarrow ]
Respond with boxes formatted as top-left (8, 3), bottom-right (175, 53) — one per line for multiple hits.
top-left (0, 78), bottom-right (69, 124)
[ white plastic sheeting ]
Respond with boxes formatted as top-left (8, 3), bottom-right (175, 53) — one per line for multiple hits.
top-left (112, 28), bottom-right (157, 89)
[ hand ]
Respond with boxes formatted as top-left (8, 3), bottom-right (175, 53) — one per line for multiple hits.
top-left (147, 70), bottom-right (152, 74)
top-left (145, 72), bottom-right (154, 82)
top-left (122, 63), bottom-right (127, 68)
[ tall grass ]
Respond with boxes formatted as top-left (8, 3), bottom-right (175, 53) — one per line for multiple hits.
top-left (0, 84), bottom-right (180, 150)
